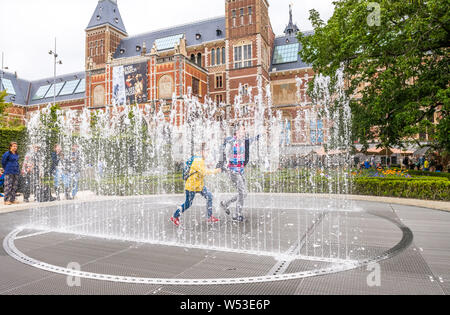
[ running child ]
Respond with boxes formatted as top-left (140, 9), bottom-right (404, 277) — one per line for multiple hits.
top-left (219, 123), bottom-right (260, 222)
top-left (170, 143), bottom-right (221, 227)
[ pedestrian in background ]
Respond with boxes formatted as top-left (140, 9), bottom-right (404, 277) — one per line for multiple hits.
top-left (51, 144), bottom-right (64, 200)
top-left (1, 142), bottom-right (21, 205)
top-left (0, 168), bottom-right (5, 198)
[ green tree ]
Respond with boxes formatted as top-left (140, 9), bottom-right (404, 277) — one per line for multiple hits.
top-left (0, 90), bottom-right (12, 127)
top-left (298, 0), bottom-right (450, 152)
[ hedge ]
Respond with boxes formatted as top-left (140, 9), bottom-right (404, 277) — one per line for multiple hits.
top-left (0, 126), bottom-right (27, 159)
top-left (406, 170), bottom-right (450, 180)
top-left (360, 176), bottom-right (448, 181)
top-left (91, 173), bottom-right (450, 201)
top-left (353, 178), bottom-right (450, 201)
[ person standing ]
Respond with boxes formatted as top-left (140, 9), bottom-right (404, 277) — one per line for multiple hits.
top-left (170, 143), bottom-right (221, 227)
top-left (65, 144), bottom-right (81, 200)
top-left (1, 142), bottom-right (20, 205)
top-left (370, 155), bottom-right (376, 168)
top-left (424, 158), bottom-right (430, 172)
top-left (403, 156), bottom-right (409, 170)
top-left (51, 144), bottom-right (64, 200)
top-left (220, 124), bottom-right (260, 222)
top-left (20, 153), bottom-right (34, 203)
top-left (0, 168), bottom-right (5, 198)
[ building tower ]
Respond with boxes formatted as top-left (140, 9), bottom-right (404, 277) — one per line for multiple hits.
top-left (225, 0), bottom-right (274, 108)
top-left (284, 3), bottom-right (299, 36)
top-left (85, 0), bottom-right (127, 108)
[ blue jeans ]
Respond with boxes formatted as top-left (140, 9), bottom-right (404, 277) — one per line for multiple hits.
top-left (63, 173), bottom-right (80, 198)
top-left (174, 187), bottom-right (213, 219)
top-left (54, 169), bottom-right (63, 192)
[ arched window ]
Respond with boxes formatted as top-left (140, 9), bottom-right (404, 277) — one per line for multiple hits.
top-left (216, 47), bottom-right (220, 65)
top-left (222, 47), bottom-right (226, 64)
top-left (197, 53), bottom-right (202, 67)
top-left (211, 49), bottom-right (215, 66)
top-left (190, 54), bottom-right (195, 63)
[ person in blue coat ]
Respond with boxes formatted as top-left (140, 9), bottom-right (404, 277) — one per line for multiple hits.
top-left (1, 142), bottom-right (20, 205)
top-left (0, 168), bottom-right (5, 198)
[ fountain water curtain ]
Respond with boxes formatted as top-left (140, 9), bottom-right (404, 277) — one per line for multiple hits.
top-left (24, 68), bottom-right (362, 263)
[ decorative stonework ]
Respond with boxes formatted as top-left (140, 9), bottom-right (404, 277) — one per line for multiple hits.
top-left (93, 85), bottom-right (105, 107)
top-left (159, 75), bottom-right (174, 99)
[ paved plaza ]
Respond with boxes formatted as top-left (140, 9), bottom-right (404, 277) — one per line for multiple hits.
top-left (0, 194), bottom-right (449, 295)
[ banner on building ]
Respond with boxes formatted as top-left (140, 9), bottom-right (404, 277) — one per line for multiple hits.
top-left (112, 66), bottom-right (126, 106)
top-left (113, 63), bottom-right (148, 105)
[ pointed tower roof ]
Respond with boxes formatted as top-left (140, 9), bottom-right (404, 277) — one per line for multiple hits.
top-left (86, 0), bottom-right (127, 35)
top-left (284, 3), bottom-right (299, 36)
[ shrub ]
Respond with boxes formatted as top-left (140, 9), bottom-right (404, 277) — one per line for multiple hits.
top-left (353, 178), bottom-right (450, 201)
top-left (407, 170), bottom-right (450, 180)
top-left (0, 126), bottom-right (27, 158)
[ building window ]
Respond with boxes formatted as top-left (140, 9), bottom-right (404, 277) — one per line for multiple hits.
top-left (222, 47), bottom-right (226, 64)
top-left (310, 120), bottom-right (324, 145)
top-left (249, 6), bottom-right (253, 24)
top-left (234, 46), bottom-right (242, 69)
top-left (190, 54), bottom-right (196, 63)
top-left (240, 8), bottom-right (244, 25)
top-left (281, 120), bottom-right (292, 145)
top-left (192, 78), bottom-right (199, 95)
top-left (232, 10), bottom-right (236, 27)
top-left (244, 44), bottom-right (252, 67)
top-left (216, 47), bottom-right (220, 65)
top-left (240, 84), bottom-right (248, 96)
top-left (211, 49), bottom-right (215, 66)
top-left (215, 75), bottom-right (223, 89)
top-left (197, 53), bottom-right (202, 67)
top-left (234, 44), bottom-right (252, 69)
top-left (216, 94), bottom-right (223, 104)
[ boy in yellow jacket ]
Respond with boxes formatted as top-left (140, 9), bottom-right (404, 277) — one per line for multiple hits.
top-left (171, 143), bottom-right (221, 226)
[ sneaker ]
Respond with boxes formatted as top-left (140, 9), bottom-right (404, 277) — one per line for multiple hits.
top-left (170, 216), bottom-right (181, 227)
top-left (220, 201), bottom-right (230, 215)
top-left (232, 215), bottom-right (244, 222)
top-left (207, 216), bottom-right (220, 223)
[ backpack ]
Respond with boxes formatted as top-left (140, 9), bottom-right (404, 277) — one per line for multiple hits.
top-left (183, 156), bottom-right (198, 181)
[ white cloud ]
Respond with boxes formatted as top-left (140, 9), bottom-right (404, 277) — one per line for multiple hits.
top-left (0, 0), bottom-right (334, 80)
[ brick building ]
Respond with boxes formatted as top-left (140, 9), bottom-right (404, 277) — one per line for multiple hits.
top-left (1, 0), bottom-right (318, 147)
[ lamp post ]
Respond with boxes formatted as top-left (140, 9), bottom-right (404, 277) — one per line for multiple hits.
top-left (49, 38), bottom-right (63, 106)
top-left (1, 52), bottom-right (9, 93)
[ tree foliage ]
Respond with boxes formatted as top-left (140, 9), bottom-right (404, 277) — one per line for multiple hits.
top-left (298, 0), bottom-right (449, 152)
top-left (0, 90), bottom-right (12, 127)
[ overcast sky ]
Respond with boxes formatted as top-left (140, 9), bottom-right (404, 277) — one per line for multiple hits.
top-left (0, 0), bottom-right (335, 81)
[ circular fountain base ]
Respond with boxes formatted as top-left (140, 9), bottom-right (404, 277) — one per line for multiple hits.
top-left (3, 195), bottom-right (413, 286)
